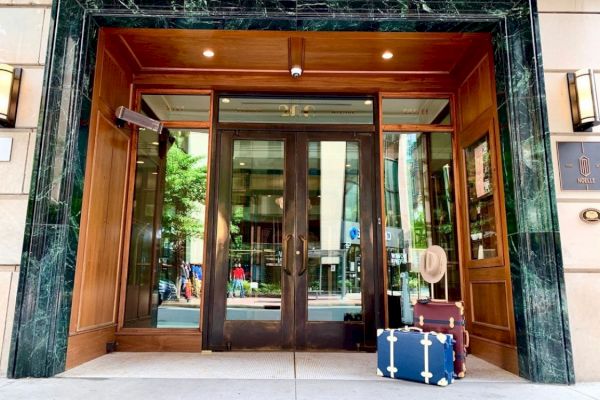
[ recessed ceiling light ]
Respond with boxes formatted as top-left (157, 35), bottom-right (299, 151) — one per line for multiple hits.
top-left (364, 99), bottom-right (373, 105)
top-left (239, 162), bottom-right (246, 166)
top-left (382, 51), bottom-right (393, 60)
top-left (346, 164), bottom-right (351, 167)
top-left (152, 172), bottom-right (158, 175)
top-left (137, 160), bottom-right (144, 164)
top-left (203, 49), bottom-right (215, 58)
top-left (151, 141), bottom-right (159, 146)
top-left (221, 98), bottom-right (230, 104)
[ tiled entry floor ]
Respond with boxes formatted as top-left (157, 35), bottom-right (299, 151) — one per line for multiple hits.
top-left (59, 351), bottom-right (522, 382)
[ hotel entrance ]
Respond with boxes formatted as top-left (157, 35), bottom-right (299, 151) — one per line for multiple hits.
top-left (209, 97), bottom-right (377, 350)
top-left (64, 28), bottom-right (518, 375)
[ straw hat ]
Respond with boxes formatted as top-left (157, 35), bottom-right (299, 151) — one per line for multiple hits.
top-left (419, 245), bottom-right (448, 284)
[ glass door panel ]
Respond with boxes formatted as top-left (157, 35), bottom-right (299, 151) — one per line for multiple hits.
top-left (124, 128), bottom-right (209, 329)
top-left (295, 132), bottom-right (375, 351)
top-left (382, 132), bottom-right (459, 327)
top-left (305, 141), bottom-right (362, 322)
top-left (226, 140), bottom-right (285, 321)
top-left (212, 129), bottom-right (375, 351)
top-left (463, 134), bottom-right (498, 260)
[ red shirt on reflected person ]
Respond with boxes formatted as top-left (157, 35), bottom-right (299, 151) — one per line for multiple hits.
top-left (232, 266), bottom-right (245, 280)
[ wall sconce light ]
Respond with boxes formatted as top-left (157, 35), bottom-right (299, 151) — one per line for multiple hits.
top-left (568, 68), bottom-right (600, 132)
top-left (0, 64), bottom-right (22, 128)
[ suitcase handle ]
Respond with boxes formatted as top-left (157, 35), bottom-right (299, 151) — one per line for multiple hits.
top-left (400, 326), bottom-right (423, 332)
top-left (464, 329), bottom-right (470, 348)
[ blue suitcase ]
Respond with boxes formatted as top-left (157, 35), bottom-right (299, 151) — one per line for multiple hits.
top-left (377, 328), bottom-right (455, 386)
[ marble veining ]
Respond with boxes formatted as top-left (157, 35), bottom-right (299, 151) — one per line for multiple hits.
top-left (8, 0), bottom-right (575, 384)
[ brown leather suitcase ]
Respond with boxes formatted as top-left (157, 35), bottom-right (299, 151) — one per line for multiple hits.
top-left (413, 300), bottom-right (469, 378)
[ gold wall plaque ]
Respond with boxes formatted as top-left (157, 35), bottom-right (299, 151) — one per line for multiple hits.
top-left (580, 208), bottom-right (600, 223)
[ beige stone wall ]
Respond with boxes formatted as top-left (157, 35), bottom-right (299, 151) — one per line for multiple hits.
top-left (0, 0), bottom-right (51, 376)
top-left (538, 0), bottom-right (600, 382)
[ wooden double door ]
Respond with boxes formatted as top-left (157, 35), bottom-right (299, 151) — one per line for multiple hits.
top-left (208, 128), bottom-right (377, 350)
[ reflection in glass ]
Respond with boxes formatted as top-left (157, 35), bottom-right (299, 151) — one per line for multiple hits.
top-left (382, 98), bottom-right (451, 125)
top-left (141, 94), bottom-right (210, 121)
top-left (218, 97), bottom-right (373, 125)
top-left (124, 129), bottom-right (209, 328)
top-left (464, 135), bottom-right (498, 260)
top-left (306, 141), bottom-right (362, 322)
top-left (226, 140), bottom-right (285, 321)
top-left (383, 132), bottom-right (459, 327)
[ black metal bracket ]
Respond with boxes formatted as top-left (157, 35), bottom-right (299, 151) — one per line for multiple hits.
top-left (106, 341), bottom-right (118, 353)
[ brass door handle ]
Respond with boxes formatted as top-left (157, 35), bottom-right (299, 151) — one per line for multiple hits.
top-left (298, 234), bottom-right (308, 276)
top-left (282, 234), bottom-right (293, 276)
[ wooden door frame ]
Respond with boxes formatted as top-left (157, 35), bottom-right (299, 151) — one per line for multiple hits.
top-left (294, 130), bottom-right (377, 351)
top-left (455, 107), bottom-right (518, 372)
top-left (113, 88), bottom-right (214, 350)
top-left (209, 128), bottom-right (297, 350)
top-left (377, 92), bottom-right (457, 329)
top-left (207, 125), bottom-right (378, 351)
top-left (108, 85), bottom-right (516, 363)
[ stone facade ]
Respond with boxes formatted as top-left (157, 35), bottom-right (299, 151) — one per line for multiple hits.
top-left (538, 0), bottom-right (600, 383)
top-left (0, 0), bottom-right (51, 376)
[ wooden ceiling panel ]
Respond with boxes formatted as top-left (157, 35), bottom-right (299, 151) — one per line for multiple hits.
top-left (118, 30), bottom-right (290, 72)
top-left (302, 36), bottom-right (472, 73)
top-left (104, 28), bottom-right (489, 79)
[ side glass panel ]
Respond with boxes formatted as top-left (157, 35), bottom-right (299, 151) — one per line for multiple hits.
top-left (306, 141), bottom-right (362, 322)
top-left (382, 98), bottom-right (451, 125)
top-left (464, 134), bottom-right (498, 260)
top-left (218, 97), bottom-right (373, 124)
top-left (226, 140), bottom-right (285, 321)
top-left (383, 132), bottom-right (459, 326)
top-left (141, 94), bottom-right (210, 121)
top-left (124, 129), bottom-right (209, 328)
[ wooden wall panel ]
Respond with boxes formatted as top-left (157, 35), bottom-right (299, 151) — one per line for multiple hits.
top-left (77, 114), bottom-right (130, 329)
top-left (98, 52), bottom-right (130, 114)
top-left (470, 282), bottom-right (510, 328)
top-left (456, 44), bottom-right (518, 374)
top-left (66, 30), bottom-right (134, 369)
top-left (116, 334), bottom-right (202, 352)
top-left (458, 55), bottom-right (493, 130)
top-left (65, 326), bottom-right (115, 370)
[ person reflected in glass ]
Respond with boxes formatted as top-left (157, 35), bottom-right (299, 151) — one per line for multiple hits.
top-left (191, 263), bottom-right (202, 298)
top-left (179, 262), bottom-right (191, 301)
top-left (230, 262), bottom-right (246, 298)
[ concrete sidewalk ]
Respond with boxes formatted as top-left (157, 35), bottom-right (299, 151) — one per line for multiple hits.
top-left (1, 376), bottom-right (599, 400)
top-left (0, 352), bottom-right (598, 400)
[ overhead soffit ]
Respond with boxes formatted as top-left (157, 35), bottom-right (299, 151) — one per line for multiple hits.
top-left (110, 29), bottom-right (488, 76)
top-left (141, 94), bottom-right (451, 125)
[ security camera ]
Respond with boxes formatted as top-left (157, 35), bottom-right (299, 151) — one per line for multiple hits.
top-left (290, 66), bottom-right (303, 78)
top-left (115, 106), bottom-right (164, 132)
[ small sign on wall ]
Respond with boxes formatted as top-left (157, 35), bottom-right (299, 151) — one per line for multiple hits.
top-left (557, 142), bottom-right (600, 191)
top-left (0, 137), bottom-right (12, 162)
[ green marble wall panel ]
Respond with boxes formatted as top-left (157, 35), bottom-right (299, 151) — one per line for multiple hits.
top-left (8, 0), bottom-right (91, 377)
top-left (8, 0), bottom-right (575, 384)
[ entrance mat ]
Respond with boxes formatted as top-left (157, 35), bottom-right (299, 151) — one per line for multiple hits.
top-left (59, 352), bottom-right (522, 382)
top-left (59, 352), bottom-right (295, 380)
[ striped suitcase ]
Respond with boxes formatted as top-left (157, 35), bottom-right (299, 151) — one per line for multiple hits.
top-left (376, 328), bottom-right (455, 386)
top-left (413, 300), bottom-right (469, 378)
